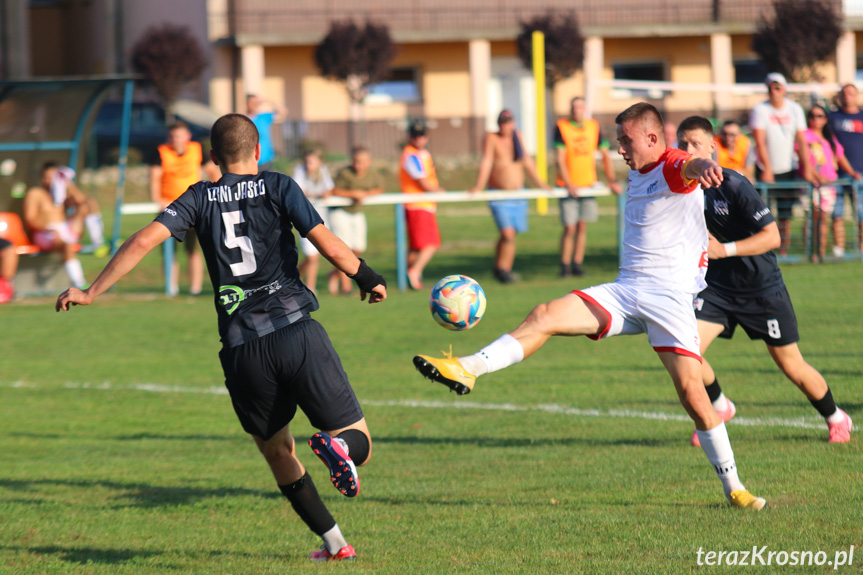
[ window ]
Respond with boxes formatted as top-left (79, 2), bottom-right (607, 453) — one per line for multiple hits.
top-left (366, 67), bottom-right (421, 104)
top-left (612, 61), bottom-right (666, 99)
top-left (734, 59), bottom-right (769, 84)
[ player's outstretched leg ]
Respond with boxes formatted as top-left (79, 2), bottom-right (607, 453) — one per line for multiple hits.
top-left (414, 293), bottom-right (604, 395)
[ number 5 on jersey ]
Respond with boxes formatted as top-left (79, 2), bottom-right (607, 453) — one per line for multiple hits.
top-left (223, 210), bottom-right (257, 276)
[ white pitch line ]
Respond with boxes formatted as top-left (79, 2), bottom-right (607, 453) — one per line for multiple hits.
top-left (0, 381), bottom-right (827, 431)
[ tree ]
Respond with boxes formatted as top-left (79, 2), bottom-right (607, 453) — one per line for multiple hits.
top-left (314, 19), bottom-right (396, 147)
top-left (131, 24), bottom-right (208, 117)
top-left (752, 0), bottom-right (843, 82)
top-left (314, 19), bottom-right (395, 103)
top-left (516, 11), bottom-right (585, 88)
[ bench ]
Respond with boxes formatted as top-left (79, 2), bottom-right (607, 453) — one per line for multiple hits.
top-left (0, 211), bottom-right (79, 297)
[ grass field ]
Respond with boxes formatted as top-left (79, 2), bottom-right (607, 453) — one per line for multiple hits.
top-left (1, 197), bottom-right (862, 574)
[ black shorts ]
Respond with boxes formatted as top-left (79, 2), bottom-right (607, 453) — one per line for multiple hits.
top-left (218, 317), bottom-right (364, 440)
top-left (694, 285), bottom-right (799, 346)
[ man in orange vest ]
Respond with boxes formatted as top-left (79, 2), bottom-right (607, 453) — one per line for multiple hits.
top-left (399, 120), bottom-right (445, 290)
top-left (714, 120), bottom-right (754, 182)
top-left (554, 97), bottom-right (622, 277)
top-left (149, 121), bottom-right (220, 295)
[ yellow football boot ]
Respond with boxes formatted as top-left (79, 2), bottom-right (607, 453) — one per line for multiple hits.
top-left (729, 489), bottom-right (767, 511)
top-left (413, 349), bottom-right (476, 395)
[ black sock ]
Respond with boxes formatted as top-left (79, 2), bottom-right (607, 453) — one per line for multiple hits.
top-left (809, 388), bottom-right (838, 418)
top-left (705, 378), bottom-right (723, 403)
top-left (278, 472), bottom-right (336, 536)
top-left (337, 429), bottom-right (370, 466)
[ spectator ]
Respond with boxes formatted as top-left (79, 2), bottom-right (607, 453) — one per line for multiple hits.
top-left (801, 104), bottom-right (861, 261)
top-left (23, 162), bottom-right (97, 289)
top-left (554, 97), bottom-right (623, 277)
top-left (330, 146), bottom-right (384, 295)
top-left (715, 120), bottom-right (755, 182)
top-left (246, 94), bottom-right (287, 172)
top-left (149, 121), bottom-right (221, 296)
top-left (399, 120), bottom-right (444, 290)
top-left (828, 83), bottom-right (863, 256)
top-left (470, 109), bottom-right (549, 283)
top-left (664, 121), bottom-right (678, 150)
top-left (750, 72), bottom-right (815, 256)
top-left (0, 238), bottom-right (17, 303)
top-left (292, 149), bottom-right (334, 295)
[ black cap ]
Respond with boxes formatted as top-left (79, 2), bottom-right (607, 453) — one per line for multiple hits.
top-left (408, 119), bottom-right (427, 138)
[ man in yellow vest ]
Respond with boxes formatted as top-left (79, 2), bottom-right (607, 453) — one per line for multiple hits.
top-left (554, 97), bottom-right (622, 277)
top-left (149, 121), bottom-right (220, 295)
top-left (399, 120), bottom-right (445, 290)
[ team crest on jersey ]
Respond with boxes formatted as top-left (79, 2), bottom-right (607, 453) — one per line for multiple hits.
top-left (219, 285), bottom-right (245, 315)
top-left (713, 199), bottom-right (729, 216)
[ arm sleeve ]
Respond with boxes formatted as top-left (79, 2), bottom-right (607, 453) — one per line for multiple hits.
top-left (333, 167), bottom-right (350, 190)
top-left (792, 103), bottom-right (807, 132)
top-left (278, 174), bottom-right (324, 237)
top-left (402, 153), bottom-right (427, 180)
top-left (749, 104), bottom-right (765, 130)
top-left (153, 186), bottom-right (198, 241)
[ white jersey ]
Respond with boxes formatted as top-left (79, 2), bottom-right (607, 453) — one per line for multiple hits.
top-left (617, 147), bottom-right (708, 294)
top-left (749, 99), bottom-right (806, 174)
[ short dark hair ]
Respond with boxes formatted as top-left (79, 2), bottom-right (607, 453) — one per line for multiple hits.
top-left (677, 116), bottom-right (715, 138)
top-left (40, 161), bottom-right (59, 175)
top-left (352, 145), bottom-right (370, 157)
top-left (722, 120), bottom-right (740, 129)
top-left (210, 114), bottom-right (259, 166)
top-left (615, 103), bottom-right (664, 133)
top-left (168, 121), bottom-right (190, 132)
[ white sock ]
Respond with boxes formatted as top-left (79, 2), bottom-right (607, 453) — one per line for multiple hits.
top-left (321, 524), bottom-right (348, 554)
top-left (85, 214), bottom-right (105, 246)
top-left (696, 422), bottom-right (745, 499)
top-left (826, 408), bottom-right (846, 424)
top-left (458, 334), bottom-right (524, 377)
top-left (64, 258), bottom-right (86, 288)
top-left (712, 393), bottom-right (728, 412)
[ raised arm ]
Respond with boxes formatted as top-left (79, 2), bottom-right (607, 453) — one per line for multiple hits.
top-left (684, 157), bottom-right (724, 189)
top-left (56, 222), bottom-right (173, 311)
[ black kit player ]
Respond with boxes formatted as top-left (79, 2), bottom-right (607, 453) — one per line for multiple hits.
top-left (676, 116), bottom-right (853, 446)
top-left (56, 114), bottom-right (388, 562)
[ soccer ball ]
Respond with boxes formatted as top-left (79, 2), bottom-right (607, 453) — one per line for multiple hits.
top-left (429, 275), bottom-right (487, 331)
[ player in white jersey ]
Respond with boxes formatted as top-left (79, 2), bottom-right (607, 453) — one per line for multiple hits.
top-left (413, 102), bottom-right (766, 510)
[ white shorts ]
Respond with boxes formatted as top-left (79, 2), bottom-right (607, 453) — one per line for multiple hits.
top-left (329, 208), bottom-right (367, 253)
top-left (574, 282), bottom-right (702, 360)
top-left (299, 202), bottom-right (329, 257)
top-left (32, 220), bottom-right (79, 251)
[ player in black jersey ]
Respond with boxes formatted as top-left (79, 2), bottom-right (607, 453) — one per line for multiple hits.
top-left (676, 116), bottom-right (852, 446)
top-left (56, 114), bottom-right (388, 562)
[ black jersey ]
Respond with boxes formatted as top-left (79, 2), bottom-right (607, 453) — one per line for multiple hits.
top-left (703, 169), bottom-right (784, 296)
top-left (154, 171), bottom-right (324, 347)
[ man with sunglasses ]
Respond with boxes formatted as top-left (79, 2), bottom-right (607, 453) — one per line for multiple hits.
top-left (750, 73), bottom-right (815, 256)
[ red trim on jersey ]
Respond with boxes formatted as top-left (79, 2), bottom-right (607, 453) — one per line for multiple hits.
top-left (653, 346), bottom-right (703, 362)
top-left (572, 290), bottom-right (611, 341)
top-left (661, 148), bottom-right (698, 194)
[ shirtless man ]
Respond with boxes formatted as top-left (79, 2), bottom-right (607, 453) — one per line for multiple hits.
top-left (471, 109), bottom-right (549, 283)
top-left (23, 162), bottom-right (100, 288)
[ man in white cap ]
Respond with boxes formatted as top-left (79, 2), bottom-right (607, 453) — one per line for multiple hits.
top-left (749, 72), bottom-right (815, 256)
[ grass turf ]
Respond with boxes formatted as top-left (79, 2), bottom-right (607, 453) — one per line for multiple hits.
top-left (1, 197), bottom-right (862, 574)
